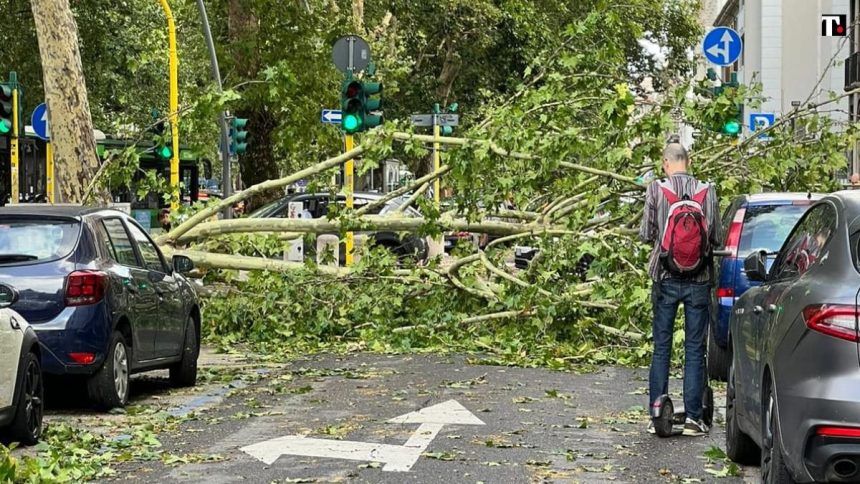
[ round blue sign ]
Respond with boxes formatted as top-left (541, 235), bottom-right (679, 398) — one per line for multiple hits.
top-left (702, 27), bottom-right (742, 66)
top-left (31, 103), bottom-right (50, 141)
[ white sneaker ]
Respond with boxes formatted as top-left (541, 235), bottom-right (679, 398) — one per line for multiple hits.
top-left (682, 418), bottom-right (709, 436)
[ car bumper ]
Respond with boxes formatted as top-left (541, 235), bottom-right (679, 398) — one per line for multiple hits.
top-left (30, 304), bottom-right (111, 375)
top-left (777, 371), bottom-right (860, 483)
top-left (714, 297), bottom-right (734, 348)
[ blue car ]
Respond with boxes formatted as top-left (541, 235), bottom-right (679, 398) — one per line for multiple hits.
top-left (0, 206), bottom-right (201, 409)
top-left (708, 192), bottom-right (822, 380)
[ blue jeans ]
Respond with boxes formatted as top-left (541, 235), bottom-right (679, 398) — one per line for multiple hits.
top-left (649, 278), bottom-right (710, 421)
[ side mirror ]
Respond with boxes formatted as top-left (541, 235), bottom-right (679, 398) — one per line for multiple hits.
top-left (172, 255), bottom-right (194, 274)
top-left (0, 284), bottom-right (19, 309)
top-left (744, 250), bottom-right (768, 282)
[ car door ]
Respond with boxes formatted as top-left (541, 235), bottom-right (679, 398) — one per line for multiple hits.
top-left (100, 218), bottom-right (159, 362)
top-left (124, 221), bottom-right (185, 359)
top-left (746, 203), bottom-right (836, 431)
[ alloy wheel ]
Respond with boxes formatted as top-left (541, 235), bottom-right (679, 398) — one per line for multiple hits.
top-left (762, 393), bottom-right (775, 483)
top-left (24, 358), bottom-right (43, 439)
top-left (113, 343), bottom-right (129, 402)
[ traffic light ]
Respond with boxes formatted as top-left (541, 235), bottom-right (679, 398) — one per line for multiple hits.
top-left (339, 76), bottom-right (384, 134)
top-left (341, 79), bottom-right (363, 134)
top-left (0, 85), bottom-right (12, 136)
top-left (230, 117), bottom-right (249, 155)
top-left (441, 102), bottom-right (458, 136)
top-left (362, 81), bottom-right (383, 130)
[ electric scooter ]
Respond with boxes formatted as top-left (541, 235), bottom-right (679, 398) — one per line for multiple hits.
top-left (649, 249), bottom-right (729, 437)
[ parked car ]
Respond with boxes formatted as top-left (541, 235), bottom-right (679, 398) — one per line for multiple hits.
top-left (708, 192), bottom-right (821, 380)
top-left (250, 192), bottom-right (429, 263)
top-left (0, 206), bottom-right (201, 410)
top-left (0, 283), bottom-right (42, 445)
top-left (726, 191), bottom-right (860, 483)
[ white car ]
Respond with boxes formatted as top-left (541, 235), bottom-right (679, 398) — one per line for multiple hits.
top-left (0, 284), bottom-right (43, 445)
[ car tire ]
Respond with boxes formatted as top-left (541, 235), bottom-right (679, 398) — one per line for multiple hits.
top-left (5, 351), bottom-right (43, 445)
top-left (726, 361), bottom-right (758, 465)
top-left (762, 383), bottom-right (795, 484)
top-left (169, 318), bottom-right (199, 387)
top-left (87, 332), bottom-right (130, 410)
top-left (707, 329), bottom-right (730, 381)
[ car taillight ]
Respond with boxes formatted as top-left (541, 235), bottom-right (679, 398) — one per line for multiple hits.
top-left (717, 287), bottom-right (734, 298)
top-left (723, 208), bottom-right (746, 258)
top-left (69, 352), bottom-right (96, 364)
top-left (65, 271), bottom-right (107, 307)
top-left (816, 426), bottom-right (860, 438)
top-left (803, 304), bottom-right (860, 343)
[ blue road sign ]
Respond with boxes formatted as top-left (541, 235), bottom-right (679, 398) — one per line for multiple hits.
top-left (749, 112), bottom-right (775, 139)
top-left (31, 103), bottom-right (50, 141)
top-left (321, 109), bottom-right (342, 124)
top-left (703, 27), bottom-right (742, 66)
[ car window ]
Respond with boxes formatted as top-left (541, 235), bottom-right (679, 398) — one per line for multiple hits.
top-left (125, 222), bottom-right (167, 273)
top-left (102, 219), bottom-right (140, 267)
top-left (737, 204), bottom-right (809, 257)
top-left (0, 219), bottom-right (80, 265)
top-left (769, 203), bottom-right (836, 280)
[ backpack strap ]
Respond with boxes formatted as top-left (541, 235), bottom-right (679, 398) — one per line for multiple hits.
top-left (691, 184), bottom-right (709, 205)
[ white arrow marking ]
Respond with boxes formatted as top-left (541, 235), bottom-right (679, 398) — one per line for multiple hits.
top-left (322, 110), bottom-right (342, 122)
top-left (240, 399), bottom-right (484, 472)
top-left (41, 108), bottom-right (49, 136)
top-left (706, 30), bottom-right (734, 63)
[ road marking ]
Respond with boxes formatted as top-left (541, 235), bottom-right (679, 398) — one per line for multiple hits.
top-left (240, 399), bottom-right (484, 472)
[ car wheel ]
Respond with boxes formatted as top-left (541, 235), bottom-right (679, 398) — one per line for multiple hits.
top-left (761, 383), bottom-right (795, 484)
top-left (87, 332), bottom-right (130, 410)
top-left (6, 352), bottom-right (43, 445)
top-left (169, 317), bottom-right (199, 387)
top-left (707, 329), bottom-right (730, 381)
top-left (726, 360), bottom-right (758, 464)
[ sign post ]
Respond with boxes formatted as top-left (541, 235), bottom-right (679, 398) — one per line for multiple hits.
top-left (345, 134), bottom-right (355, 266)
top-left (32, 102), bottom-right (53, 203)
top-left (9, 73), bottom-right (19, 204)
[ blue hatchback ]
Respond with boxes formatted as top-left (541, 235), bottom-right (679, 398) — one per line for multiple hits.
top-left (708, 192), bottom-right (821, 380)
top-left (0, 206), bottom-right (201, 409)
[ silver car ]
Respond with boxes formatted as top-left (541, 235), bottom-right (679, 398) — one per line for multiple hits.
top-left (726, 191), bottom-right (860, 483)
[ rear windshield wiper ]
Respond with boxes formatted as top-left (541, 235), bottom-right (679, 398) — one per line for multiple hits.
top-left (0, 254), bottom-right (39, 263)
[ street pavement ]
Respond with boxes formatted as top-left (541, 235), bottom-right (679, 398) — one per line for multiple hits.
top-left (82, 352), bottom-right (757, 483)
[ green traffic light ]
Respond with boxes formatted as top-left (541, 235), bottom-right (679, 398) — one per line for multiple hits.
top-left (159, 145), bottom-right (173, 158)
top-left (0, 119), bottom-right (9, 135)
top-left (343, 113), bottom-right (361, 133)
top-left (723, 120), bottom-right (741, 135)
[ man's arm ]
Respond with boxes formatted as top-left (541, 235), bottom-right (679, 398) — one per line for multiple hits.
top-left (639, 182), bottom-right (657, 244)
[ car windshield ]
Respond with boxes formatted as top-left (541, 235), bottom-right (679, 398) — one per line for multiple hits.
top-left (0, 219), bottom-right (80, 264)
top-left (250, 199), bottom-right (289, 218)
top-left (737, 204), bottom-right (809, 257)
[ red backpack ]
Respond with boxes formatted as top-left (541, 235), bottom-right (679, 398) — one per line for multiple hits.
top-left (659, 182), bottom-right (710, 276)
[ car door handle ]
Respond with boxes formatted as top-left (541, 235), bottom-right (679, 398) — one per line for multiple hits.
top-left (753, 305), bottom-right (763, 314)
top-left (766, 304), bottom-right (777, 313)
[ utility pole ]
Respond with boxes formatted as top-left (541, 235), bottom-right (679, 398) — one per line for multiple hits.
top-left (157, 0), bottom-right (180, 211)
top-left (195, 0), bottom-right (233, 219)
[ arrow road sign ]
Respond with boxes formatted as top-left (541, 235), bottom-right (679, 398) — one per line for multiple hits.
top-left (750, 112), bottom-right (775, 139)
top-left (31, 103), bottom-right (50, 141)
top-left (321, 109), bottom-right (342, 124)
top-left (703, 27), bottom-right (742, 66)
top-left (240, 399), bottom-right (485, 472)
top-left (410, 114), bottom-right (460, 127)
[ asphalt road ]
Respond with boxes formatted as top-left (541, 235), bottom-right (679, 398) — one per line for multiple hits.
top-left (91, 352), bottom-right (757, 483)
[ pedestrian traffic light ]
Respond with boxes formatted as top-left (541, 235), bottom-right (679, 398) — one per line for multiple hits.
top-left (341, 80), bottom-right (363, 134)
top-left (0, 85), bottom-right (13, 136)
top-left (230, 117), bottom-right (249, 155)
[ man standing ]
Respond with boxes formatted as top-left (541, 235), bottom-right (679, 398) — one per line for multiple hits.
top-left (639, 139), bottom-right (720, 436)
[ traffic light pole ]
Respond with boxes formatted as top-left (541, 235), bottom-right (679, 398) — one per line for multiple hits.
top-left (46, 141), bottom-right (54, 203)
top-left (432, 115), bottom-right (440, 209)
top-left (345, 134), bottom-right (355, 266)
top-left (195, 0), bottom-right (232, 219)
top-left (9, 84), bottom-right (18, 205)
top-left (158, 0), bottom-right (181, 211)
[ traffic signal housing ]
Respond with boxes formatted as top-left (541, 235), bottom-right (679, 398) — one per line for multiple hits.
top-left (441, 102), bottom-right (458, 136)
top-left (0, 85), bottom-right (13, 136)
top-left (339, 77), bottom-right (384, 134)
top-left (230, 117), bottom-right (249, 155)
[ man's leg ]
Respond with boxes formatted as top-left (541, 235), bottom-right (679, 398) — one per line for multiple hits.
top-left (681, 282), bottom-right (710, 421)
top-left (650, 279), bottom-right (680, 409)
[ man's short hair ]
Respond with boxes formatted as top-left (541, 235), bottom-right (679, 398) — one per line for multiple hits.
top-left (663, 142), bottom-right (689, 164)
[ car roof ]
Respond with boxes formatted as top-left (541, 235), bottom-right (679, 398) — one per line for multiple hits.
top-left (743, 192), bottom-right (824, 203)
top-left (0, 204), bottom-right (128, 219)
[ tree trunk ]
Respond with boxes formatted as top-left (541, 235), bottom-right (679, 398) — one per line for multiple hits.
top-left (30, 0), bottom-right (108, 204)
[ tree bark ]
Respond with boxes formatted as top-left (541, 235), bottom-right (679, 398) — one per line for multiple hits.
top-left (30, 0), bottom-right (108, 204)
